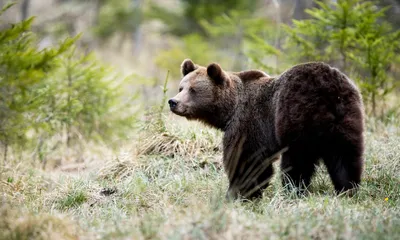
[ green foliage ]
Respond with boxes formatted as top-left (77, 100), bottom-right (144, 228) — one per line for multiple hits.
top-left (155, 34), bottom-right (220, 78)
top-left (283, 0), bottom-right (400, 117)
top-left (245, 31), bottom-right (282, 74)
top-left (148, 0), bottom-right (260, 36)
top-left (57, 190), bottom-right (88, 210)
top-left (284, 0), bottom-right (360, 65)
top-left (0, 4), bottom-right (138, 163)
top-left (39, 47), bottom-right (137, 148)
top-left (347, 4), bottom-right (400, 117)
top-left (156, 9), bottom-right (280, 78)
top-left (201, 10), bottom-right (280, 73)
top-left (0, 3), bottom-right (73, 156)
top-left (94, 0), bottom-right (142, 42)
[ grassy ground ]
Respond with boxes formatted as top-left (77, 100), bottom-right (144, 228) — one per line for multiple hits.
top-left (1, 116), bottom-right (399, 240)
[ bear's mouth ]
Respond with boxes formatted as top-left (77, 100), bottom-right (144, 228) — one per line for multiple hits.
top-left (170, 107), bottom-right (189, 117)
top-left (170, 103), bottom-right (197, 119)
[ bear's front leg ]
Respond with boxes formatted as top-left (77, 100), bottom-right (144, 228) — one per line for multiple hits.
top-left (226, 164), bottom-right (274, 200)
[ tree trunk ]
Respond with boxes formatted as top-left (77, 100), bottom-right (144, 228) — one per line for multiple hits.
top-left (37, 135), bottom-right (48, 169)
top-left (66, 57), bottom-right (73, 148)
top-left (3, 142), bottom-right (7, 165)
top-left (293, 0), bottom-right (307, 20)
top-left (273, 0), bottom-right (281, 72)
top-left (131, 0), bottom-right (143, 56)
top-left (132, 27), bottom-right (142, 56)
top-left (94, 0), bottom-right (102, 26)
top-left (21, 0), bottom-right (30, 21)
top-left (233, 25), bottom-right (245, 70)
top-left (372, 92), bottom-right (376, 118)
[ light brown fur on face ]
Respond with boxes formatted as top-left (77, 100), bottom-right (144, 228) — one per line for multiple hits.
top-left (168, 59), bottom-right (237, 129)
top-left (170, 67), bottom-right (214, 118)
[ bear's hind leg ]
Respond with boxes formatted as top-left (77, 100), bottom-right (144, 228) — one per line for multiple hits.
top-left (280, 149), bottom-right (319, 194)
top-left (322, 150), bottom-right (363, 195)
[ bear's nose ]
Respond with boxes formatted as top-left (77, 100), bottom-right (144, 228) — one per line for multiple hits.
top-left (168, 99), bottom-right (178, 109)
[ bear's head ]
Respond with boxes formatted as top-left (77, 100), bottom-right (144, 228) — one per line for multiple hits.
top-left (168, 59), bottom-right (237, 130)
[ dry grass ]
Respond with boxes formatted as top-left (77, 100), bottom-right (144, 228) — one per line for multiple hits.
top-left (136, 117), bottom-right (222, 158)
top-left (0, 116), bottom-right (399, 239)
top-left (0, 200), bottom-right (81, 240)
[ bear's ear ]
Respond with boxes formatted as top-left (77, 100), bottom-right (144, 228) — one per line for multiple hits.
top-left (181, 59), bottom-right (197, 76)
top-left (207, 63), bottom-right (225, 84)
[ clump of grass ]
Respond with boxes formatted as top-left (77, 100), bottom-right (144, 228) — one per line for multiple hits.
top-left (57, 190), bottom-right (88, 210)
top-left (98, 117), bottom-right (223, 180)
top-left (97, 151), bottom-right (139, 180)
top-left (138, 214), bottom-right (165, 240)
top-left (136, 123), bottom-right (221, 159)
top-left (0, 199), bottom-right (81, 240)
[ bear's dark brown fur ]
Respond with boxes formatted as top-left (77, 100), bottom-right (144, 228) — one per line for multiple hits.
top-left (169, 59), bottom-right (364, 199)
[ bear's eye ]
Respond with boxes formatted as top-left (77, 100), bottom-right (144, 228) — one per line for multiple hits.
top-left (189, 88), bottom-right (196, 93)
top-left (179, 87), bottom-right (183, 92)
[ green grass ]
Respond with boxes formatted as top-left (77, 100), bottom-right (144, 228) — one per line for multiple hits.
top-left (0, 117), bottom-right (399, 239)
top-left (57, 190), bottom-right (88, 210)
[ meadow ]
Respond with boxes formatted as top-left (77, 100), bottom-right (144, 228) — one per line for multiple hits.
top-left (1, 116), bottom-right (399, 240)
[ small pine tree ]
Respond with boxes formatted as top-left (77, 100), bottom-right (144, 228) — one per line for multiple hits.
top-left (283, 0), bottom-right (400, 117)
top-left (53, 47), bottom-right (138, 147)
top-left (283, 0), bottom-right (363, 69)
top-left (348, 2), bottom-right (400, 117)
top-left (0, 3), bottom-right (73, 163)
top-left (0, 4), bottom-right (138, 165)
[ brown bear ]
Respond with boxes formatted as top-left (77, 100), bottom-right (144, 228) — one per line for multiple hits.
top-left (168, 59), bottom-right (364, 199)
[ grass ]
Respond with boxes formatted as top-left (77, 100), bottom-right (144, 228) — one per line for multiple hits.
top-left (0, 115), bottom-right (399, 239)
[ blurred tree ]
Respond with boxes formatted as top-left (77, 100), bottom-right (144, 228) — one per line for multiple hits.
top-left (20, 0), bottom-right (30, 20)
top-left (53, 47), bottom-right (137, 149)
top-left (131, 0), bottom-right (143, 55)
top-left (29, 47), bottom-right (138, 167)
top-left (201, 10), bottom-right (280, 72)
top-left (292, 0), bottom-right (315, 20)
top-left (155, 34), bottom-right (220, 78)
top-left (154, 1), bottom-right (278, 78)
top-left (148, 0), bottom-right (260, 36)
top-left (94, 0), bottom-right (143, 52)
top-left (378, 0), bottom-right (400, 29)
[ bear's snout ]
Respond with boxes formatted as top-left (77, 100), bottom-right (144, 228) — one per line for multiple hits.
top-left (168, 99), bottom-right (178, 109)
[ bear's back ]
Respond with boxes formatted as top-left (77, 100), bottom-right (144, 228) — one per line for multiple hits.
top-left (275, 62), bottom-right (361, 105)
top-left (274, 62), bottom-right (363, 146)
top-left (235, 70), bottom-right (270, 82)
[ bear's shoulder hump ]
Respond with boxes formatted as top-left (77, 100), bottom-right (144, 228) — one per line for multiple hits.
top-left (236, 70), bottom-right (270, 81)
